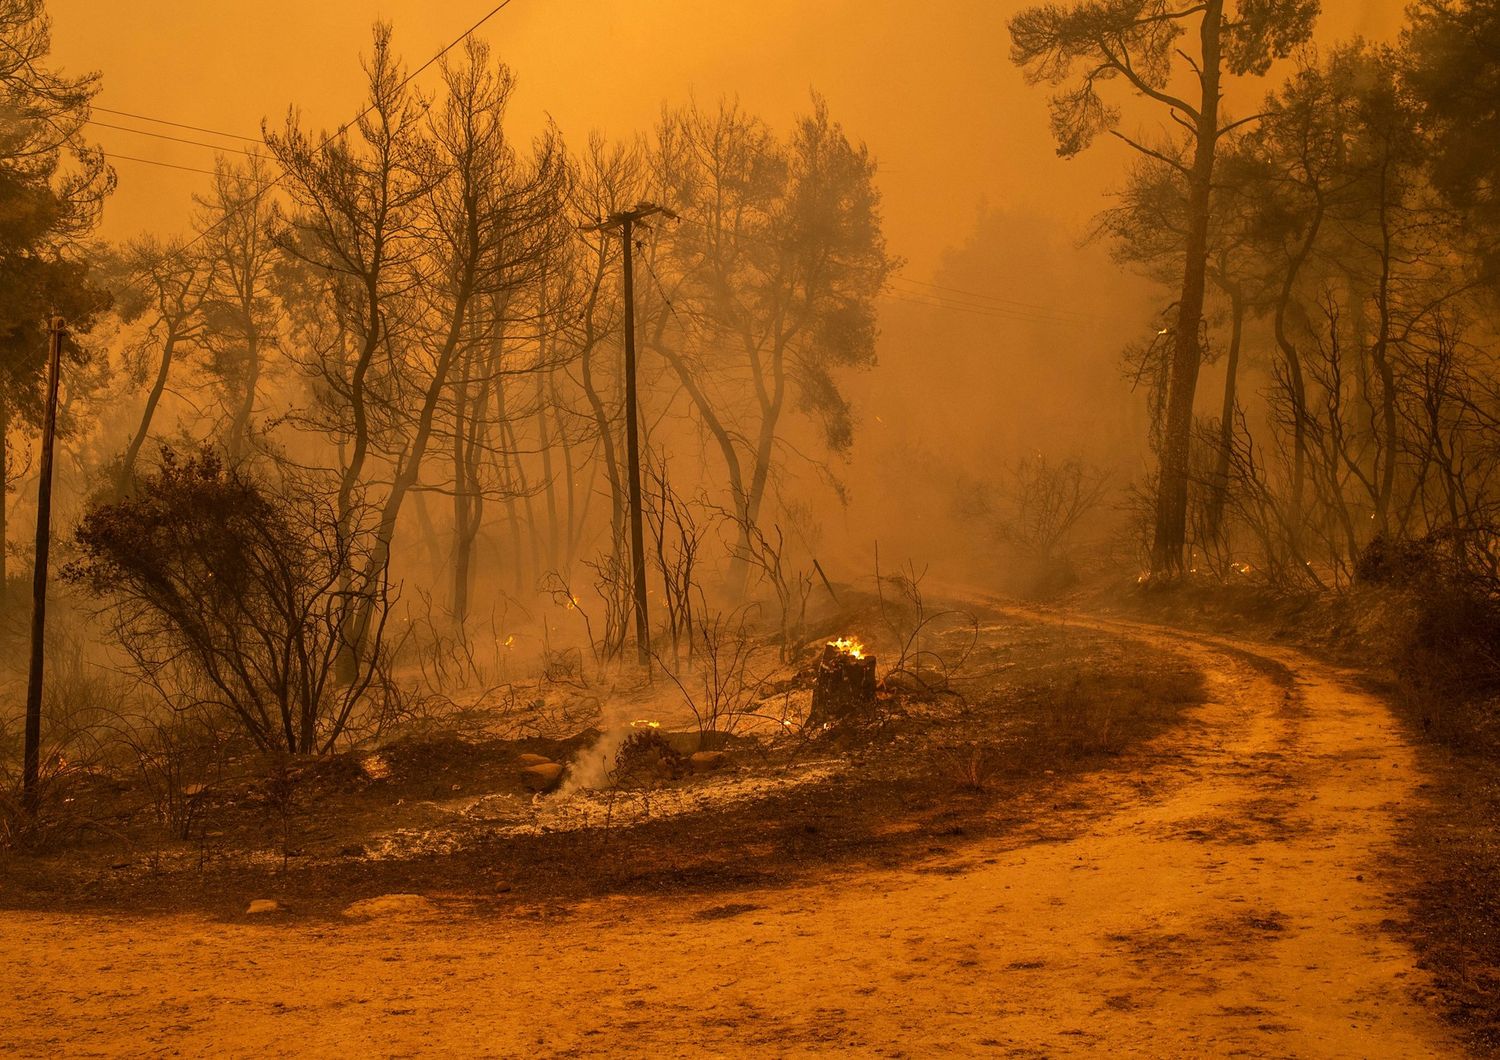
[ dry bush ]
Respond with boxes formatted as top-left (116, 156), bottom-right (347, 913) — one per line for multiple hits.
top-left (655, 603), bottom-right (772, 745)
top-left (258, 754), bottom-right (302, 872)
top-left (933, 741), bottom-right (998, 793)
top-left (958, 453), bottom-right (1111, 594)
top-left (645, 455), bottom-right (708, 664)
top-left (613, 728), bottom-right (685, 787)
top-left (875, 552), bottom-right (978, 695)
top-left (395, 588), bottom-right (497, 692)
top-left (1034, 663), bottom-right (1204, 759)
top-left (0, 626), bottom-right (127, 851)
top-left (65, 446), bottom-right (393, 756)
top-left (115, 709), bottom-right (235, 843)
top-left (717, 505), bottom-right (812, 665)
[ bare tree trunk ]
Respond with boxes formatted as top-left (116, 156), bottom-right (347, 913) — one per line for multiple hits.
top-left (411, 488), bottom-right (444, 574)
top-left (0, 401), bottom-right (8, 587)
top-left (346, 228), bottom-right (487, 660)
top-left (120, 332), bottom-right (179, 491)
top-left (1150, 0), bottom-right (1223, 577)
top-left (536, 365), bottom-right (559, 574)
top-left (1371, 160), bottom-right (1399, 535)
top-left (491, 356), bottom-right (528, 597)
top-left (738, 323), bottom-right (787, 590)
top-left (227, 329), bottom-right (260, 462)
top-left (454, 354), bottom-right (492, 623)
top-left (1205, 282), bottom-right (1244, 540)
top-left (505, 412), bottom-right (542, 586)
top-left (655, 334), bottom-right (751, 583)
top-left (551, 374), bottom-right (582, 571)
top-left (1272, 206), bottom-right (1322, 548)
top-left (451, 335), bottom-right (486, 625)
top-left (581, 325), bottom-right (625, 549)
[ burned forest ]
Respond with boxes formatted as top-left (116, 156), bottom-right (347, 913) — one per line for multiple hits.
top-left (5, 0), bottom-right (1500, 1055)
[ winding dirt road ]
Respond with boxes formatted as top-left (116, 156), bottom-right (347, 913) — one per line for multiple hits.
top-left (0, 615), bottom-right (1459, 1057)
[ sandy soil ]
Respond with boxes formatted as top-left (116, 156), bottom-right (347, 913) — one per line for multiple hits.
top-left (0, 615), bottom-right (1458, 1057)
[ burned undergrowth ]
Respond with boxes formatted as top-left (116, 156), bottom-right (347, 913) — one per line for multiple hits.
top-left (0, 600), bottom-right (1205, 921)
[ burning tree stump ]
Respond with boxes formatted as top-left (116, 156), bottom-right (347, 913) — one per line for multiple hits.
top-left (809, 638), bottom-right (877, 731)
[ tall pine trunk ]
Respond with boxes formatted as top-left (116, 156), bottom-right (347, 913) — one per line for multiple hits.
top-left (1205, 282), bottom-right (1244, 541)
top-left (227, 330), bottom-right (260, 462)
top-left (120, 332), bottom-right (179, 492)
top-left (0, 401), bottom-right (8, 588)
top-left (1151, 0), bottom-right (1223, 577)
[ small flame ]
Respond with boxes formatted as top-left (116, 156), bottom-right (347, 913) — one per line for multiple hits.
top-left (630, 719), bottom-right (661, 730)
top-left (829, 636), bottom-right (865, 659)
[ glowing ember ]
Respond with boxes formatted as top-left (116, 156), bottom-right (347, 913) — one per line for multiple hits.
top-left (828, 636), bottom-right (865, 659)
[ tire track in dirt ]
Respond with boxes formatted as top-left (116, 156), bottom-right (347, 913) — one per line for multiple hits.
top-left (0, 612), bottom-right (1458, 1057)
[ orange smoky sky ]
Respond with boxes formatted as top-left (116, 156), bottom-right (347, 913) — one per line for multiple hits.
top-left (50, 0), bottom-right (1406, 276)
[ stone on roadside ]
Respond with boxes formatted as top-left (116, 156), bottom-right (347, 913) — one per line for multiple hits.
top-left (690, 751), bottom-right (729, 774)
top-left (521, 762), bottom-right (565, 793)
top-left (246, 898), bottom-right (282, 915)
top-left (516, 753), bottom-right (554, 768)
top-left (342, 893), bottom-right (438, 919)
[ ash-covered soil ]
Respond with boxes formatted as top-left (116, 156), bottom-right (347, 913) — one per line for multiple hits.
top-left (0, 607), bottom-right (1459, 1057)
top-left (0, 600), bottom-right (1203, 919)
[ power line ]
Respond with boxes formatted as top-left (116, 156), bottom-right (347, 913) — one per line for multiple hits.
top-left (102, 150), bottom-right (277, 184)
top-left (92, 105), bottom-right (260, 143)
top-left (128, 0), bottom-right (524, 274)
top-left (88, 119), bottom-right (261, 158)
top-left (380, 0), bottom-right (521, 120)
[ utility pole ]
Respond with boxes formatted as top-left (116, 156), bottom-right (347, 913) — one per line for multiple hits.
top-left (582, 203), bottom-right (675, 667)
top-left (23, 316), bottom-right (64, 816)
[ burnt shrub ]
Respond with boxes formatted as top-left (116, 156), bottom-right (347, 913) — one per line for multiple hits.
top-left (1351, 532), bottom-right (1500, 744)
top-left (1354, 533), bottom-right (1449, 589)
top-left (65, 445), bottom-right (392, 756)
top-left (1396, 588), bottom-right (1500, 747)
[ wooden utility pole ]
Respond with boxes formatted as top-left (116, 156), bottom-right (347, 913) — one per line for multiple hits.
top-left (23, 316), bottom-right (64, 815)
top-left (582, 203), bottom-right (675, 666)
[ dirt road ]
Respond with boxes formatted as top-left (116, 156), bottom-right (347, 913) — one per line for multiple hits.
top-left (0, 616), bottom-right (1458, 1057)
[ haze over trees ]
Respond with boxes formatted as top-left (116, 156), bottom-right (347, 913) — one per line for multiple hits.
top-left (7, 2), bottom-right (1500, 1051)
top-left (0, 8), bottom-right (897, 777)
top-left (1010, 0), bottom-right (1320, 577)
top-left (1007, 0), bottom-right (1500, 597)
top-left (0, 0), bottom-right (1492, 837)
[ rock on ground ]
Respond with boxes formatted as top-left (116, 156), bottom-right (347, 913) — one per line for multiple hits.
top-left (521, 762), bottom-right (565, 792)
top-left (690, 751), bottom-right (730, 773)
top-left (342, 893), bottom-right (438, 920)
